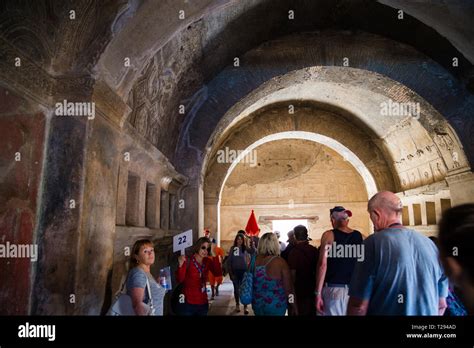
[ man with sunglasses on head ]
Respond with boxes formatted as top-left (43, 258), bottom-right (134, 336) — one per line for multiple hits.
top-left (315, 206), bottom-right (363, 316)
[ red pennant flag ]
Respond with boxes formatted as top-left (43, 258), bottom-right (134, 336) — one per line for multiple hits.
top-left (245, 210), bottom-right (260, 236)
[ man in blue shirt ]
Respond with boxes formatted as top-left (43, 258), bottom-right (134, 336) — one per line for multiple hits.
top-left (348, 191), bottom-right (449, 315)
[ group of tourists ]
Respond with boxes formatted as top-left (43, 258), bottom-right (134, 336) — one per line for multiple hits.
top-left (119, 191), bottom-right (473, 317)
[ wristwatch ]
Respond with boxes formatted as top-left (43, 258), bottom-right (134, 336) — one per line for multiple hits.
top-left (314, 290), bottom-right (321, 296)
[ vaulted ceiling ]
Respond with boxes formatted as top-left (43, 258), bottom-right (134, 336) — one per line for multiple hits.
top-left (1, 0), bottom-right (473, 168)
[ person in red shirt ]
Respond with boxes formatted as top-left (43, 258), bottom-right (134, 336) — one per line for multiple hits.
top-left (176, 237), bottom-right (220, 316)
top-left (208, 243), bottom-right (224, 300)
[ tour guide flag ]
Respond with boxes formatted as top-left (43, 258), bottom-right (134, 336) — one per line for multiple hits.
top-left (245, 210), bottom-right (259, 236)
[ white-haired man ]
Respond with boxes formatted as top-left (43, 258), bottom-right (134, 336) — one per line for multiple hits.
top-left (274, 231), bottom-right (286, 252)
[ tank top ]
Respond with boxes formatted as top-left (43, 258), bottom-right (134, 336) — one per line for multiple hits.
top-left (252, 256), bottom-right (287, 315)
top-left (325, 229), bottom-right (363, 285)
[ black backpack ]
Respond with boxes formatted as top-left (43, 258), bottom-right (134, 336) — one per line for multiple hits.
top-left (169, 258), bottom-right (190, 315)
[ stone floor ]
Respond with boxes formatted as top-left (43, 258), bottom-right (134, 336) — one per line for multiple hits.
top-left (207, 276), bottom-right (254, 316)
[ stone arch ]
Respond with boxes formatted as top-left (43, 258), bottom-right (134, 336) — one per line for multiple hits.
top-left (219, 132), bottom-right (378, 200)
top-left (200, 66), bottom-right (471, 241)
top-left (173, 30), bottom-right (474, 182)
top-left (97, 0), bottom-right (474, 100)
top-left (94, 6), bottom-right (474, 167)
top-left (214, 131), bottom-right (377, 244)
top-left (1, 0), bottom-right (473, 316)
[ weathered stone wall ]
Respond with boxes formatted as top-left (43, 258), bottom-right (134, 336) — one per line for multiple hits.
top-left (0, 86), bottom-right (47, 315)
top-left (0, 49), bottom-right (188, 316)
top-left (125, 21), bottom-right (204, 158)
top-left (176, 31), bottom-right (473, 245)
top-left (74, 111), bottom-right (122, 315)
top-left (397, 183), bottom-right (452, 237)
top-left (98, 120), bottom-right (186, 315)
top-left (0, 0), bottom-right (129, 314)
top-left (219, 141), bottom-right (370, 249)
top-left (71, 90), bottom-right (187, 314)
top-left (0, 0), bottom-right (473, 316)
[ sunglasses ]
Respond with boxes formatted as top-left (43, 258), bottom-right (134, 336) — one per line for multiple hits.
top-left (200, 246), bottom-right (211, 252)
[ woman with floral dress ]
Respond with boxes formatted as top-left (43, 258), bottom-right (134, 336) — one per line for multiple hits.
top-left (252, 232), bottom-right (298, 316)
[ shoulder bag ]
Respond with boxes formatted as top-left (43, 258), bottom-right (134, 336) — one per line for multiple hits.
top-left (107, 274), bottom-right (155, 316)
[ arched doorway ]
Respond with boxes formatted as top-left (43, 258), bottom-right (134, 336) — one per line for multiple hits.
top-left (215, 132), bottom-right (377, 249)
top-left (200, 67), bottom-right (472, 246)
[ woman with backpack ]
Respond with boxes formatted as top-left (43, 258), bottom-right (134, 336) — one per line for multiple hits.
top-left (227, 232), bottom-right (255, 314)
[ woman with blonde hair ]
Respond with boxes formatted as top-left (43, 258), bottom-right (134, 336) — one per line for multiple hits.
top-left (252, 232), bottom-right (298, 316)
top-left (127, 239), bottom-right (167, 315)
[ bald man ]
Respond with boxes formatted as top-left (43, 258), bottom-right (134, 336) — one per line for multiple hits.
top-left (347, 191), bottom-right (449, 315)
